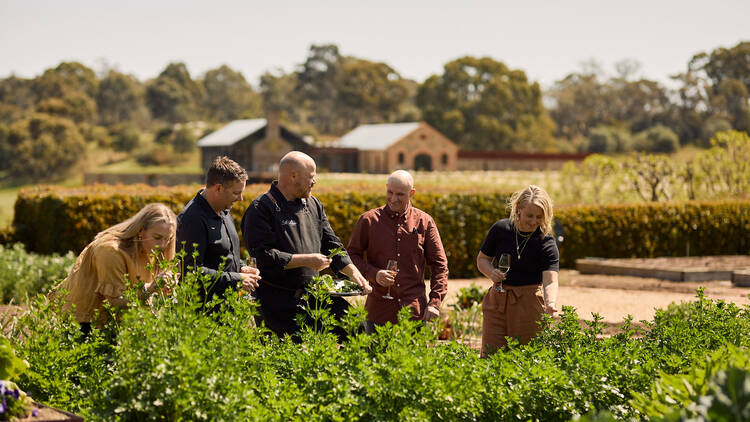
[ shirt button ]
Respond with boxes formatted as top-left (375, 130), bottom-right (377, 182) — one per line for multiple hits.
top-left (397, 253), bottom-right (400, 257)
top-left (397, 238), bottom-right (400, 241)
top-left (396, 284), bottom-right (400, 287)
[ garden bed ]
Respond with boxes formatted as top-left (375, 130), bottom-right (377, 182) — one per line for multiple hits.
top-left (576, 255), bottom-right (750, 282)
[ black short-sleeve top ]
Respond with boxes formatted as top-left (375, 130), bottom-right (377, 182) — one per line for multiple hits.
top-left (479, 218), bottom-right (559, 286)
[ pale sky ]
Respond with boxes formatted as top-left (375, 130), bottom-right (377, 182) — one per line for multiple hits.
top-left (1, 0), bottom-right (747, 90)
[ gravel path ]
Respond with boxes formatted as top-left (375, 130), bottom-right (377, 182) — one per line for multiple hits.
top-left (445, 269), bottom-right (750, 323)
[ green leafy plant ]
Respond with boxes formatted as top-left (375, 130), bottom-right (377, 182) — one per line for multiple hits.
top-left (326, 246), bottom-right (347, 259)
top-left (0, 243), bottom-right (75, 304)
top-left (0, 337), bottom-right (34, 420)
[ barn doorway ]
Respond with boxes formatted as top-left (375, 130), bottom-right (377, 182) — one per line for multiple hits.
top-left (414, 154), bottom-right (432, 171)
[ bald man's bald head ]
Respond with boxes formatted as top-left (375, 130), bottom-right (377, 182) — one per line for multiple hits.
top-left (387, 170), bottom-right (414, 191)
top-left (279, 151), bottom-right (315, 175)
top-left (277, 151), bottom-right (317, 200)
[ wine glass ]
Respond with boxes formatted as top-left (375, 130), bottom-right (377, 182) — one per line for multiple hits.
top-left (495, 253), bottom-right (510, 293)
top-left (383, 259), bottom-right (398, 300)
top-left (246, 257), bottom-right (258, 300)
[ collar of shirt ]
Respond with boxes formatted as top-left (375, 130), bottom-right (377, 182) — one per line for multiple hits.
top-left (194, 189), bottom-right (225, 221)
top-left (384, 203), bottom-right (412, 221)
top-left (270, 181), bottom-right (308, 210)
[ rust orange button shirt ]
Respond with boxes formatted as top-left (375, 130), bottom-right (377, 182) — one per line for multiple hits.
top-left (347, 204), bottom-right (449, 325)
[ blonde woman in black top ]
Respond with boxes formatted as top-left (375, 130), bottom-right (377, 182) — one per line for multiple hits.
top-left (476, 185), bottom-right (559, 356)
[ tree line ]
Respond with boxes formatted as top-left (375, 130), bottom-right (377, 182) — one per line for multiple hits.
top-left (0, 41), bottom-right (748, 181)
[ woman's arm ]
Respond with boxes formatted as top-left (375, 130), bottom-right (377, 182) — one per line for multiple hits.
top-left (542, 270), bottom-right (559, 314)
top-left (477, 251), bottom-right (505, 284)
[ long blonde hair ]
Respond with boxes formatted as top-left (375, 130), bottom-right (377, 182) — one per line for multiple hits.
top-left (507, 185), bottom-right (554, 236)
top-left (97, 203), bottom-right (177, 261)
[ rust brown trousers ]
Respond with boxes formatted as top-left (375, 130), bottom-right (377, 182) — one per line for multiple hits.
top-left (480, 283), bottom-right (545, 357)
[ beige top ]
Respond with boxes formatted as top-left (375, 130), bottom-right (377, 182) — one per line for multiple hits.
top-left (59, 234), bottom-right (150, 323)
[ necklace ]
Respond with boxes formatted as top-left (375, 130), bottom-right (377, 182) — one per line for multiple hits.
top-left (515, 228), bottom-right (533, 259)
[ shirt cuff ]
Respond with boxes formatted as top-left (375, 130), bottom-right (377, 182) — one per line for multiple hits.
top-left (428, 298), bottom-right (442, 310)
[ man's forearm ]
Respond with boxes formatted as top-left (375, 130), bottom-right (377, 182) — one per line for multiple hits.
top-left (284, 254), bottom-right (316, 270)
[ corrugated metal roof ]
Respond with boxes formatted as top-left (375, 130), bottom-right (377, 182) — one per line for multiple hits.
top-left (337, 122), bottom-right (420, 151)
top-left (197, 119), bottom-right (266, 147)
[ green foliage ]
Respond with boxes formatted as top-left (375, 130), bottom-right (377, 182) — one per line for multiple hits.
top-left (0, 243), bottom-right (75, 303)
top-left (548, 63), bottom-right (672, 143)
top-left (561, 130), bottom-right (749, 203)
top-left (454, 284), bottom-right (485, 310)
top-left (586, 125), bottom-right (634, 153)
top-left (96, 70), bottom-right (149, 127)
top-left (6, 258), bottom-right (750, 421)
top-left (134, 144), bottom-right (175, 166)
top-left (0, 336), bottom-right (28, 381)
top-left (202, 65), bottom-right (262, 121)
top-left (12, 184), bottom-right (750, 274)
top-left (418, 56), bottom-right (556, 152)
top-left (171, 126), bottom-right (196, 153)
top-left (631, 345), bottom-right (750, 420)
top-left (634, 125), bottom-right (680, 153)
top-left (110, 123), bottom-right (141, 152)
top-left (3, 113), bottom-right (86, 181)
top-left (146, 62), bottom-right (204, 124)
top-left (0, 338), bottom-right (34, 420)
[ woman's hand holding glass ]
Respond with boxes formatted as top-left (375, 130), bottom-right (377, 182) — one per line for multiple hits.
top-left (492, 254), bottom-right (511, 293)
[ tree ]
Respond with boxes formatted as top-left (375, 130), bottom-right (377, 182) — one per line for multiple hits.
top-left (96, 70), bottom-right (150, 126)
top-left (0, 76), bottom-right (35, 110)
top-left (623, 154), bottom-right (676, 201)
top-left (0, 123), bottom-right (9, 172)
top-left (634, 125), bottom-right (679, 153)
top-left (146, 62), bottom-right (203, 123)
top-left (672, 41), bottom-right (750, 143)
top-left (3, 113), bottom-right (86, 181)
top-left (29, 62), bottom-right (100, 125)
top-left (172, 126), bottom-right (197, 153)
top-left (336, 58), bottom-right (411, 129)
top-left (31, 62), bottom-right (99, 100)
top-left (202, 65), bottom-right (262, 121)
top-left (296, 44), bottom-right (343, 134)
top-left (417, 56), bottom-right (556, 151)
top-left (110, 124), bottom-right (141, 152)
top-left (34, 92), bottom-right (97, 123)
top-left (586, 125), bottom-right (633, 153)
top-left (548, 61), bottom-right (672, 141)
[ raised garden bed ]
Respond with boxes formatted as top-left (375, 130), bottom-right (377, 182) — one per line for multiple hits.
top-left (576, 255), bottom-right (750, 282)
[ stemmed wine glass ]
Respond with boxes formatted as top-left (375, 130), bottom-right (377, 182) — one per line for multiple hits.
top-left (383, 259), bottom-right (398, 300)
top-left (246, 256), bottom-right (257, 300)
top-left (494, 253), bottom-right (510, 293)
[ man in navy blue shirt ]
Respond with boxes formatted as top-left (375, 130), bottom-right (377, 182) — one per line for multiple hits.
top-left (177, 156), bottom-right (260, 311)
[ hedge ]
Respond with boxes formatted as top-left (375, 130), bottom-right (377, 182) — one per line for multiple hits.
top-left (12, 184), bottom-right (750, 277)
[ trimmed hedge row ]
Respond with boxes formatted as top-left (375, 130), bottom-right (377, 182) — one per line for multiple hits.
top-left (12, 184), bottom-right (750, 277)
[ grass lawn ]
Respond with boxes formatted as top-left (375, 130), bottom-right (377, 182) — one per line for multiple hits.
top-left (93, 151), bottom-right (201, 174)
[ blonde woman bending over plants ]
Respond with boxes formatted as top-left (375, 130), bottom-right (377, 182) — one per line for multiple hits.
top-left (55, 203), bottom-right (177, 333)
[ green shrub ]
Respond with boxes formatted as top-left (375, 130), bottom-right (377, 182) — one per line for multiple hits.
top-left (7, 260), bottom-right (750, 421)
top-left (635, 125), bottom-right (680, 153)
top-left (3, 113), bottom-right (86, 181)
top-left (454, 284), bottom-right (486, 310)
top-left (0, 243), bottom-right (75, 303)
top-left (12, 185), bottom-right (750, 275)
top-left (110, 124), bottom-right (141, 152)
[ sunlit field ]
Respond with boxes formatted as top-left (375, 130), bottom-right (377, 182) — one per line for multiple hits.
top-left (315, 170), bottom-right (562, 194)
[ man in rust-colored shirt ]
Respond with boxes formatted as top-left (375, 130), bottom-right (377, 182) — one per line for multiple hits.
top-left (347, 170), bottom-right (449, 326)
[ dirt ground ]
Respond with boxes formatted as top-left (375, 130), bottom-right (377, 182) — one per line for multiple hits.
top-left (445, 269), bottom-right (750, 324)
